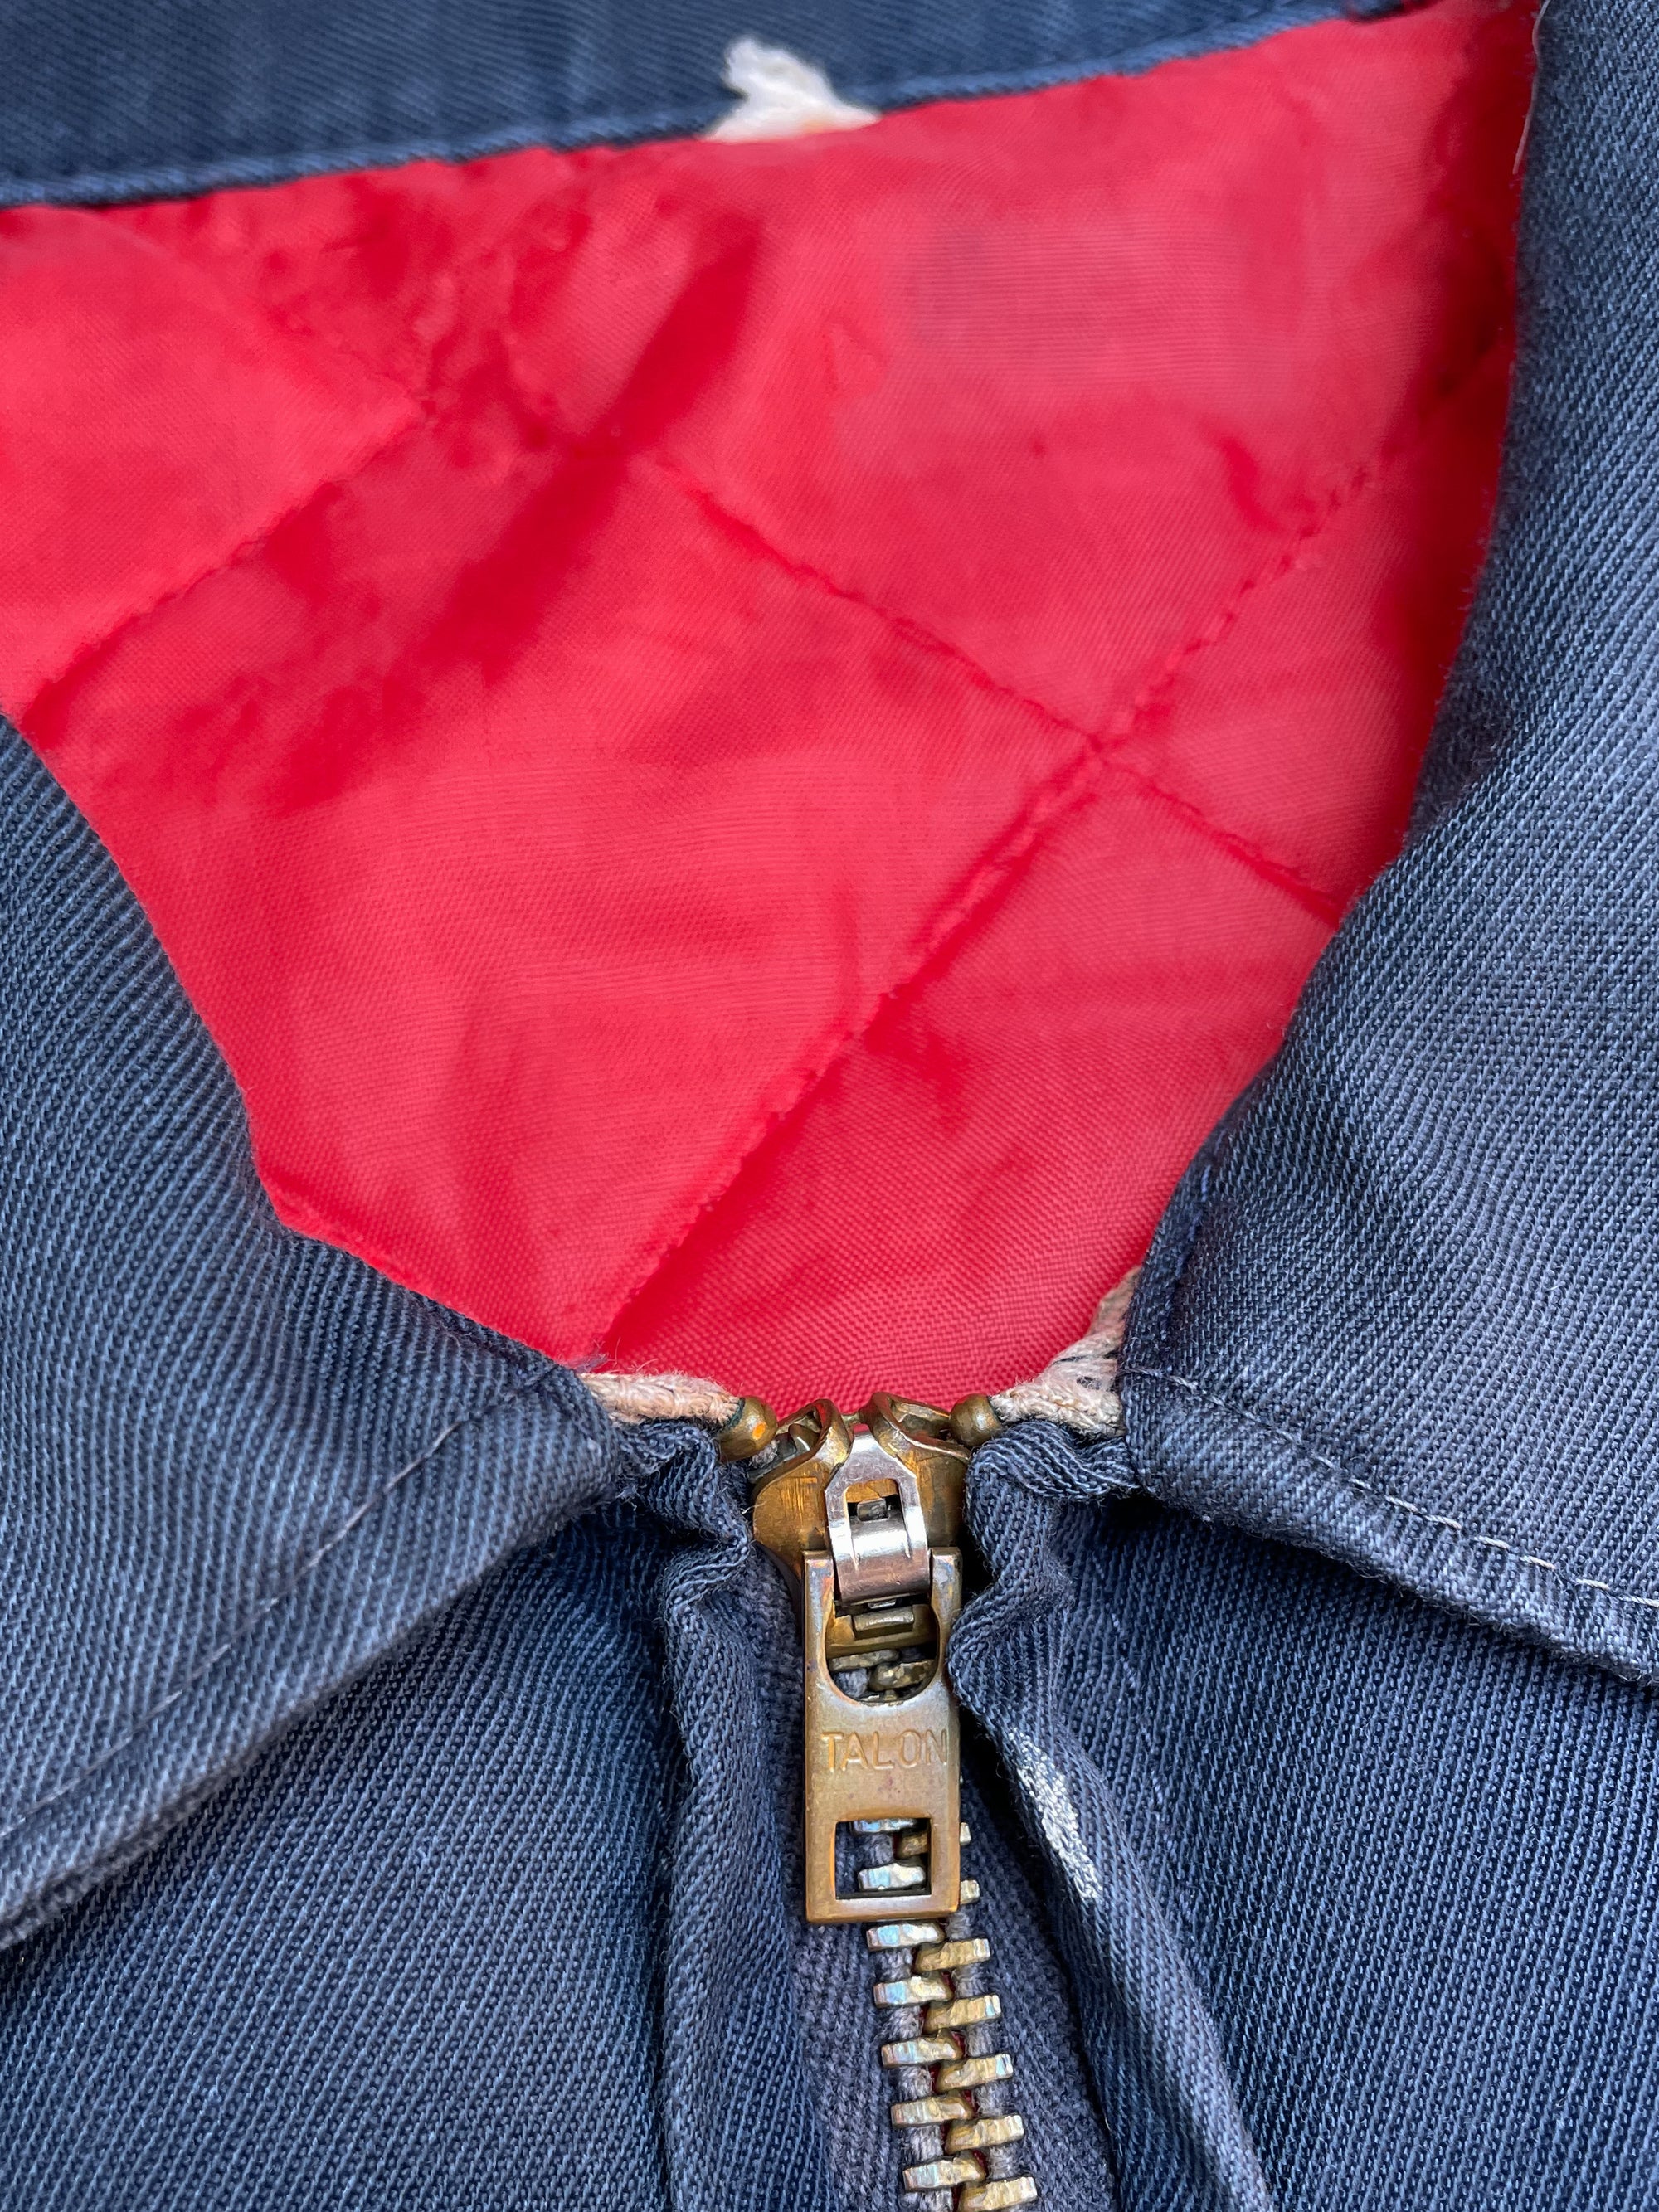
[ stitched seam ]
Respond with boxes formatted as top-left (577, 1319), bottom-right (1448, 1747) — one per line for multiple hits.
top-left (662, 455), bottom-right (1343, 915)
top-left (103, 208), bottom-right (435, 421)
top-left (599, 464), bottom-right (1347, 1322)
top-left (596, 738), bottom-right (1103, 1331)
top-left (1100, 1598), bottom-right (1211, 1990)
top-left (996, 1458), bottom-right (1139, 1501)
top-left (662, 455), bottom-right (1107, 740)
top-left (1124, 1365), bottom-right (1659, 1616)
top-left (600, 355), bottom-right (1497, 1337)
top-left (2, 1), bottom-right (1344, 210)
top-left (23, 312), bottom-right (1503, 1359)
top-left (32, 203), bottom-right (607, 715)
top-left (0, 1364), bottom-right (569, 1850)
top-left (1101, 759), bottom-right (1341, 924)
top-left (15, 409), bottom-right (425, 727)
top-left (658, 296), bottom-right (1508, 916)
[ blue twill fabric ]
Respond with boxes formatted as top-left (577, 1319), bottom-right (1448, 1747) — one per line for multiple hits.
top-left (2, 0), bottom-right (1659, 2208)
top-left (0, 0), bottom-right (1374, 207)
top-left (1121, 0), bottom-right (1659, 1677)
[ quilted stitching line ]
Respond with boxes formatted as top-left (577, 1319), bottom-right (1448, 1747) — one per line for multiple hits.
top-left (596, 732), bottom-right (1109, 1330)
top-left (596, 349), bottom-right (1502, 1338)
top-left (105, 206), bottom-right (436, 417)
top-left (1101, 760), bottom-right (1341, 925)
top-left (659, 453), bottom-right (1344, 920)
top-left (13, 260), bottom-right (1508, 1370)
top-left (661, 304), bottom-right (1510, 914)
top-left (17, 206), bottom-right (750, 732)
top-left (17, 410), bottom-right (425, 729)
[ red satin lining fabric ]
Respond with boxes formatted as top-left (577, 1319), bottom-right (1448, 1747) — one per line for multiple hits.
top-left (2, 0), bottom-right (1528, 1407)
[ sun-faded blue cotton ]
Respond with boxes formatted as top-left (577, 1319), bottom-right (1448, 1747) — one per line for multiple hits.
top-left (5, 0), bottom-right (1659, 2206)
top-left (0, 0), bottom-right (1369, 206)
top-left (1, 1512), bottom-right (682, 2210)
top-left (1119, 0), bottom-right (1659, 1684)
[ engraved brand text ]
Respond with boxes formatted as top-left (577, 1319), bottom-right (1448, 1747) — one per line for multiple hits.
top-left (819, 1728), bottom-right (949, 1772)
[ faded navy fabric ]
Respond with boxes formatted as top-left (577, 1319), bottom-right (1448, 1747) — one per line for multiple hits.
top-left (0, 722), bottom-right (633, 1947)
top-left (1120, 0), bottom-right (1659, 1688)
top-left (1061, 1495), bottom-right (1659, 2210)
top-left (0, 0), bottom-right (1373, 207)
top-left (2, 1513), bottom-right (685, 2210)
top-left (5, 0), bottom-right (1659, 2206)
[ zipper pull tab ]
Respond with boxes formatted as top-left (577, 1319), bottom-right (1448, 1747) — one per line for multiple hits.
top-left (751, 1394), bottom-right (969, 1924)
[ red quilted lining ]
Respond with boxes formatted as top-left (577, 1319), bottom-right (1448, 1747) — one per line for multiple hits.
top-left (2, 0), bottom-right (1530, 1408)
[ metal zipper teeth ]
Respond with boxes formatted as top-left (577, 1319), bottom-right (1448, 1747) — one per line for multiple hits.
top-left (749, 1394), bottom-right (1030, 2206)
top-left (860, 1818), bottom-right (1037, 2212)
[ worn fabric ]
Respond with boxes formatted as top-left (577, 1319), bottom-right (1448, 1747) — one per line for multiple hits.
top-left (0, 0), bottom-right (1525, 1410)
top-left (1120, 0), bottom-right (1659, 1687)
top-left (0, 0), bottom-right (1388, 207)
top-left (0, 725), bottom-right (635, 1945)
top-left (4, 0), bottom-right (1659, 2209)
top-left (965, 1471), bottom-right (1659, 2211)
top-left (1, 1513), bottom-right (681, 2210)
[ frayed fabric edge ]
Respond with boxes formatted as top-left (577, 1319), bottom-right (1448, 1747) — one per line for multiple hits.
top-left (582, 1266), bottom-right (1139, 1440)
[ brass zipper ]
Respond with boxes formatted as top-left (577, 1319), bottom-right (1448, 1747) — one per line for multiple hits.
top-left (735, 1393), bottom-right (1038, 2210)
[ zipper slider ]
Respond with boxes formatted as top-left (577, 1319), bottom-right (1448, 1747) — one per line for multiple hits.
top-left (750, 1393), bottom-right (969, 1924)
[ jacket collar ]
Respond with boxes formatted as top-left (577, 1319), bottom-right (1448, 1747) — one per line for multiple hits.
top-left (1121, 0), bottom-right (1659, 1689)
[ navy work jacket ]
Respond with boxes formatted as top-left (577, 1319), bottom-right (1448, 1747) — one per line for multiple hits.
top-left (0, 1), bottom-right (1655, 2207)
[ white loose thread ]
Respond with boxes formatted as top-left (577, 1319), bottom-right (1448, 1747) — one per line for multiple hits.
top-left (705, 37), bottom-right (879, 143)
